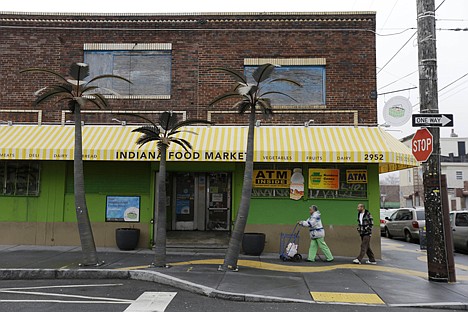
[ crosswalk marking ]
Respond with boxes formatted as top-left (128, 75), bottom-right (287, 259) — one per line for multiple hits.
top-left (124, 292), bottom-right (177, 312)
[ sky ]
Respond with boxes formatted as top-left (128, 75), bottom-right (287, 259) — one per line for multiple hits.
top-left (1, 0), bottom-right (468, 140)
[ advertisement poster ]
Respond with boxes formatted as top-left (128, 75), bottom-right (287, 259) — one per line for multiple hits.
top-left (106, 196), bottom-right (140, 222)
top-left (308, 169), bottom-right (340, 190)
top-left (289, 168), bottom-right (304, 200)
top-left (176, 200), bottom-right (191, 215)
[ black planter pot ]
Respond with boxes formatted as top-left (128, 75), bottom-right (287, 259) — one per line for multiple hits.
top-left (242, 233), bottom-right (266, 256)
top-left (115, 228), bottom-right (140, 250)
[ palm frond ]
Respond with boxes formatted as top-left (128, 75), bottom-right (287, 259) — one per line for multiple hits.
top-left (132, 126), bottom-right (161, 137)
top-left (208, 92), bottom-right (242, 106)
top-left (252, 64), bottom-right (276, 83)
top-left (171, 119), bottom-right (214, 132)
top-left (269, 78), bottom-right (302, 87)
top-left (86, 94), bottom-right (109, 109)
top-left (20, 68), bottom-right (69, 84)
top-left (171, 138), bottom-right (193, 153)
top-left (257, 98), bottom-right (274, 117)
top-left (236, 99), bottom-right (252, 114)
top-left (259, 91), bottom-right (298, 103)
top-left (210, 68), bottom-right (247, 84)
top-left (136, 135), bottom-right (159, 147)
top-left (159, 111), bottom-right (178, 131)
top-left (87, 74), bottom-right (132, 85)
top-left (118, 113), bottom-right (158, 128)
top-left (35, 88), bottom-right (73, 105)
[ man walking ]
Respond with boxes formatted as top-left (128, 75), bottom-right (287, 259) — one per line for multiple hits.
top-left (353, 203), bottom-right (377, 265)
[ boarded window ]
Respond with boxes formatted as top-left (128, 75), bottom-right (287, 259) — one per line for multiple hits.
top-left (84, 44), bottom-right (171, 98)
top-left (244, 65), bottom-right (326, 107)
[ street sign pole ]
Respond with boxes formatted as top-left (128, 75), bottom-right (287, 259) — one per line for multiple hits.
top-left (416, 0), bottom-right (455, 283)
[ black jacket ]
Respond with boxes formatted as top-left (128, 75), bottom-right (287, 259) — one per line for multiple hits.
top-left (357, 209), bottom-right (373, 236)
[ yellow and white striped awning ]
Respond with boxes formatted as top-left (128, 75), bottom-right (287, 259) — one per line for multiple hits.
top-left (0, 125), bottom-right (418, 173)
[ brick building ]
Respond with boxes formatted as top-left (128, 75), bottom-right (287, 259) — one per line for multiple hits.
top-left (0, 11), bottom-right (417, 257)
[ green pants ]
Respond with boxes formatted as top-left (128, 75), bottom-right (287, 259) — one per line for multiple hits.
top-left (308, 237), bottom-right (334, 261)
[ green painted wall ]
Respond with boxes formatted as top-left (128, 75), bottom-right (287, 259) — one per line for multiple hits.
top-left (246, 164), bottom-right (380, 227)
top-left (63, 161), bottom-right (153, 222)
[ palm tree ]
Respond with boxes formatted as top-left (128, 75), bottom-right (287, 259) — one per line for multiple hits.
top-left (129, 111), bottom-right (213, 267)
top-left (20, 63), bottom-right (131, 265)
top-left (209, 63), bottom-right (301, 271)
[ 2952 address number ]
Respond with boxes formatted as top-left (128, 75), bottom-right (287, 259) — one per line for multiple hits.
top-left (364, 153), bottom-right (384, 161)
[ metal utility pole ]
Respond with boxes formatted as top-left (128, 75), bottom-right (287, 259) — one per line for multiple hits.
top-left (416, 0), bottom-right (455, 282)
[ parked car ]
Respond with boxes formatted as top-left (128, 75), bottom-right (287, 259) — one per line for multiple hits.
top-left (380, 209), bottom-right (397, 236)
top-left (449, 211), bottom-right (468, 253)
top-left (384, 207), bottom-right (425, 242)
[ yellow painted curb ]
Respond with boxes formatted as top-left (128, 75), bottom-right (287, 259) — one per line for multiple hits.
top-left (311, 291), bottom-right (385, 305)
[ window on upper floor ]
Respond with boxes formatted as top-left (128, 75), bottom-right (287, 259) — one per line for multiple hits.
top-left (244, 58), bottom-right (326, 108)
top-left (84, 43), bottom-right (172, 99)
top-left (0, 161), bottom-right (40, 196)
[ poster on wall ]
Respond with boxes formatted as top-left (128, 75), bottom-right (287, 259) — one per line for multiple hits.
top-left (289, 168), bottom-right (305, 200)
top-left (308, 168), bottom-right (340, 190)
top-left (106, 196), bottom-right (140, 222)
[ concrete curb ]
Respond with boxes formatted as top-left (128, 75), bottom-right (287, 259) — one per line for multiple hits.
top-left (0, 268), bottom-right (312, 303)
top-left (1, 268), bottom-right (467, 309)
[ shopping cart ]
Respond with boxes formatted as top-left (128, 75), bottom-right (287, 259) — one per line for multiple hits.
top-left (279, 224), bottom-right (303, 261)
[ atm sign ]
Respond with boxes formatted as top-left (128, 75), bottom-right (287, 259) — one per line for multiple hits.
top-left (253, 170), bottom-right (291, 188)
top-left (346, 170), bottom-right (368, 184)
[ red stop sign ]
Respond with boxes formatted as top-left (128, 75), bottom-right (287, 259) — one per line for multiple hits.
top-left (412, 128), bottom-right (433, 162)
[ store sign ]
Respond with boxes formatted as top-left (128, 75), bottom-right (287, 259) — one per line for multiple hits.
top-left (308, 169), bottom-right (340, 190)
top-left (346, 170), bottom-right (368, 184)
top-left (253, 170), bottom-right (291, 188)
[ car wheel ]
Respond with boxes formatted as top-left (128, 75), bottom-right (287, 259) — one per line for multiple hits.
top-left (385, 228), bottom-right (392, 239)
top-left (404, 230), bottom-right (413, 243)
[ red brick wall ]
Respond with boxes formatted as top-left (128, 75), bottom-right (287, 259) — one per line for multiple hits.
top-left (0, 12), bottom-right (376, 126)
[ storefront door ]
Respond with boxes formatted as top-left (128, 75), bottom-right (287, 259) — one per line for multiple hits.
top-left (206, 172), bottom-right (231, 231)
top-left (170, 172), bottom-right (231, 231)
top-left (173, 172), bottom-right (196, 230)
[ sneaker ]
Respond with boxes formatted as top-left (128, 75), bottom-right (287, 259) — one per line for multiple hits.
top-left (326, 259), bottom-right (334, 262)
top-left (366, 260), bottom-right (377, 265)
top-left (352, 259), bottom-right (361, 264)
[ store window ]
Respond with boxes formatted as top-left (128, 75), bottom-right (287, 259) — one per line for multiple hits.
top-left (0, 161), bottom-right (40, 196)
top-left (252, 164), bottom-right (367, 199)
top-left (84, 43), bottom-right (172, 99)
top-left (244, 58), bottom-right (326, 107)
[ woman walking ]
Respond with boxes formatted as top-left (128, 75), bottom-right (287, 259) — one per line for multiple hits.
top-left (298, 205), bottom-right (334, 262)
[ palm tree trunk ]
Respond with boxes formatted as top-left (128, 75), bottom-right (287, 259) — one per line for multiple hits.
top-left (220, 107), bottom-right (256, 271)
top-left (153, 146), bottom-right (168, 267)
top-left (73, 104), bottom-right (99, 265)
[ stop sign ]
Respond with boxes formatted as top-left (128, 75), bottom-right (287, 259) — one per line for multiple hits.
top-left (412, 128), bottom-right (433, 162)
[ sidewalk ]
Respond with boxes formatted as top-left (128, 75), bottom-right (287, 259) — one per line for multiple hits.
top-left (1, 239), bottom-right (468, 309)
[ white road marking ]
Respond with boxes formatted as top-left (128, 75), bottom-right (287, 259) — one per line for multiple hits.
top-left (0, 299), bottom-right (129, 304)
top-left (124, 292), bottom-right (177, 312)
top-left (0, 283), bottom-right (132, 304)
top-left (0, 289), bottom-right (132, 302)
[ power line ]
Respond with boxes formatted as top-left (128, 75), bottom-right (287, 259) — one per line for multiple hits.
top-left (377, 31), bottom-right (417, 75)
top-left (439, 72), bottom-right (468, 92)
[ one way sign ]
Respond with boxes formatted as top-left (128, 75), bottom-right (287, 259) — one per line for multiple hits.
top-left (412, 114), bottom-right (454, 127)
